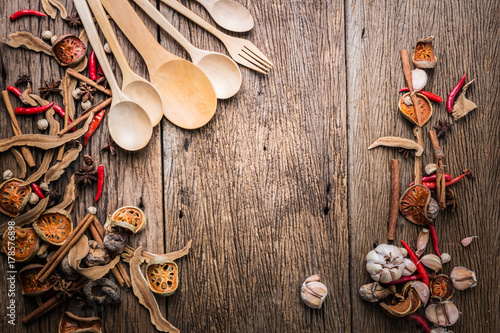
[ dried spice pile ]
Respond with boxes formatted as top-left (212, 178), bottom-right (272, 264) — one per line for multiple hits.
top-left (361, 37), bottom-right (478, 332)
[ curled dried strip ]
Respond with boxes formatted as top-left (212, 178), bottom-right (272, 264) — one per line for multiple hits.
top-left (48, 0), bottom-right (67, 19)
top-left (48, 175), bottom-right (77, 213)
top-left (121, 240), bottom-right (192, 264)
top-left (19, 151), bottom-right (55, 186)
top-left (9, 149), bottom-right (27, 179)
top-left (41, 0), bottom-right (57, 19)
top-left (368, 137), bottom-right (424, 156)
top-left (3, 31), bottom-right (53, 56)
top-left (44, 143), bottom-right (82, 184)
top-left (130, 247), bottom-right (180, 333)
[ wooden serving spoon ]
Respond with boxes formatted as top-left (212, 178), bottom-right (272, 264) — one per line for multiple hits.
top-left (100, 0), bottom-right (217, 129)
top-left (74, 0), bottom-right (152, 151)
top-left (87, 0), bottom-right (164, 126)
top-left (133, 0), bottom-right (241, 99)
top-left (194, 0), bottom-right (254, 33)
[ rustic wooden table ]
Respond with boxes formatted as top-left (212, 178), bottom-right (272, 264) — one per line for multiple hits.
top-left (1, 0), bottom-right (498, 332)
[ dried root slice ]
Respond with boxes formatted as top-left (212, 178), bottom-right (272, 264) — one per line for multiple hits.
top-left (52, 34), bottom-right (86, 66)
top-left (368, 137), bottom-right (423, 156)
top-left (1, 227), bottom-right (40, 263)
top-left (0, 178), bottom-right (32, 217)
top-left (3, 31), bottom-right (53, 56)
top-left (146, 257), bottom-right (179, 296)
top-left (58, 312), bottom-right (102, 333)
top-left (398, 93), bottom-right (432, 126)
top-left (48, 0), bottom-right (68, 19)
top-left (413, 36), bottom-right (438, 69)
top-left (400, 185), bottom-right (431, 225)
top-left (33, 211), bottom-right (73, 246)
top-left (110, 206), bottom-right (147, 235)
top-left (19, 264), bottom-right (52, 296)
top-left (121, 240), bottom-right (192, 264)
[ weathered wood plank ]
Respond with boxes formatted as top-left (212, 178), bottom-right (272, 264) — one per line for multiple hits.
top-left (159, 0), bottom-right (348, 331)
top-left (347, 0), bottom-right (499, 332)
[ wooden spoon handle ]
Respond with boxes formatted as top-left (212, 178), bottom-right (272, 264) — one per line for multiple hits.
top-left (100, 0), bottom-right (175, 70)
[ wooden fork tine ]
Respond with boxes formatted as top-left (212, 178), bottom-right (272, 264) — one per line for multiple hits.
top-left (243, 44), bottom-right (273, 67)
top-left (241, 47), bottom-right (272, 70)
top-left (236, 54), bottom-right (269, 74)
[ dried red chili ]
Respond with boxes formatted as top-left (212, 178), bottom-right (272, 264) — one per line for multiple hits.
top-left (404, 314), bottom-right (431, 333)
top-left (15, 102), bottom-right (54, 115)
top-left (84, 109), bottom-right (106, 147)
top-left (30, 183), bottom-right (45, 199)
top-left (412, 171), bottom-right (472, 189)
top-left (10, 10), bottom-right (46, 21)
top-left (401, 240), bottom-right (429, 287)
top-left (95, 166), bottom-right (104, 203)
top-left (446, 73), bottom-right (466, 113)
top-left (428, 224), bottom-right (441, 257)
top-left (409, 174), bottom-right (451, 186)
top-left (383, 275), bottom-right (423, 286)
top-left (89, 50), bottom-right (98, 81)
top-left (399, 88), bottom-right (443, 103)
top-left (7, 86), bottom-right (23, 99)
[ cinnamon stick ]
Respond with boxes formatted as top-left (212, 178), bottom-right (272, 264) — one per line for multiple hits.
top-left (400, 50), bottom-right (423, 127)
top-left (67, 68), bottom-right (112, 96)
top-left (413, 127), bottom-right (424, 185)
top-left (429, 130), bottom-right (446, 209)
top-left (388, 159), bottom-right (400, 240)
top-left (36, 214), bottom-right (94, 283)
top-left (57, 97), bottom-right (112, 135)
top-left (2, 90), bottom-right (36, 167)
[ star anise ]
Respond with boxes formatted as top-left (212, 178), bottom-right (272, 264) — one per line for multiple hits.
top-left (77, 82), bottom-right (96, 102)
top-left (39, 79), bottom-right (62, 99)
top-left (445, 188), bottom-right (457, 210)
top-left (65, 12), bottom-right (82, 28)
top-left (100, 135), bottom-right (116, 155)
top-left (96, 74), bottom-right (108, 89)
top-left (15, 74), bottom-right (31, 87)
top-left (434, 120), bottom-right (453, 139)
top-left (75, 155), bottom-right (97, 185)
top-left (47, 190), bottom-right (62, 208)
top-left (54, 279), bottom-right (75, 300)
top-left (399, 147), bottom-right (415, 159)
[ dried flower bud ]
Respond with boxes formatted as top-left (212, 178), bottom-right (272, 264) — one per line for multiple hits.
top-left (402, 258), bottom-right (417, 276)
top-left (403, 96), bottom-right (413, 106)
top-left (3, 170), bottom-right (13, 180)
top-left (399, 247), bottom-right (408, 257)
top-left (42, 30), bottom-right (53, 40)
top-left (301, 275), bottom-right (327, 309)
top-left (425, 163), bottom-right (437, 175)
top-left (420, 254), bottom-right (442, 272)
top-left (450, 266), bottom-right (477, 290)
top-left (425, 302), bottom-right (460, 327)
top-left (39, 182), bottom-right (49, 192)
top-left (104, 42), bottom-right (111, 54)
top-left (461, 236), bottom-right (478, 247)
top-left (87, 206), bottom-right (97, 215)
top-left (81, 100), bottom-right (92, 110)
top-left (72, 88), bottom-right (82, 100)
top-left (440, 253), bottom-right (451, 264)
top-left (359, 282), bottom-right (394, 302)
top-left (50, 35), bottom-right (58, 45)
top-left (37, 118), bottom-right (49, 131)
top-left (416, 228), bottom-right (430, 257)
top-left (29, 192), bottom-right (40, 205)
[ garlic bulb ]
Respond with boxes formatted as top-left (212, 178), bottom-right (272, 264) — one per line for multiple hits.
top-left (412, 68), bottom-right (428, 91)
top-left (450, 266), bottom-right (477, 290)
top-left (365, 244), bottom-right (404, 283)
top-left (300, 275), bottom-right (327, 309)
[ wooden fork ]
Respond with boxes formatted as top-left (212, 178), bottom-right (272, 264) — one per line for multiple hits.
top-left (159, 0), bottom-right (273, 74)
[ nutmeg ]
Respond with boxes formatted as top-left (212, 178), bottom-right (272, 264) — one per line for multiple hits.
top-left (3, 170), bottom-right (13, 180)
top-left (37, 119), bottom-right (49, 131)
top-left (41, 30), bottom-right (53, 41)
top-left (301, 275), bottom-right (327, 309)
top-left (81, 100), bottom-right (92, 110)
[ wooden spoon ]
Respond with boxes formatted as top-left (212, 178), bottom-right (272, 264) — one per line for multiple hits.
top-left (100, 0), bottom-right (217, 129)
top-left (87, 0), bottom-right (164, 126)
top-left (195, 0), bottom-right (254, 33)
top-left (74, 0), bottom-right (152, 151)
top-left (133, 0), bottom-right (241, 99)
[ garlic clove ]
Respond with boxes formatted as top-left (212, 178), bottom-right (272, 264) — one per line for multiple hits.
top-left (389, 267), bottom-right (402, 281)
top-left (440, 253), bottom-right (451, 264)
top-left (416, 228), bottom-right (430, 257)
top-left (378, 269), bottom-right (393, 284)
top-left (420, 254), bottom-right (442, 272)
top-left (29, 192), bottom-right (40, 205)
top-left (412, 68), bottom-right (428, 91)
top-left (461, 236), bottom-right (478, 247)
top-left (443, 302), bottom-right (460, 325)
top-left (450, 266), bottom-right (477, 290)
top-left (425, 163), bottom-right (437, 175)
top-left (411, 281), bottom-right (430, 305)
top-left (301, 276), bottom-right (327, 309)
top-left (3, 170), bottom-right (13, 180)
top-left (402, 258), bottom-right (417, 276)
top-left (399, 247), bottom-right (408, 257)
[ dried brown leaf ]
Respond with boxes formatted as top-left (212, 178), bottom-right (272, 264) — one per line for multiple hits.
top-left (9, 149), bottom-right (26, 179)
top-left (44, 143), bottom-right (82, 184)
top-left (3, 31), bottom-right (53, 56)
top-left (452, 80), bottom-right (477, 121)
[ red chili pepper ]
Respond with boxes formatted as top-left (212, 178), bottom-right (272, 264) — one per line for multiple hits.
top-left (413, 170), bottom-right (473, 189)
top-left (409, 174), bottom-right (451, 186)
top-left (53, 104), bottom-right (75, 132)
top-left (98, 64), bottom-right (103, 76)
top-left (30, 183), bottom-right (45, 199)
top-left (95, 165), bottom-right (104, 202)
top-left (404, 314), bottom-right (431, 333)
top-left (7, 86), bottom-right (22, 98)
top-left (10, 9), bottom-right (46, 21)
top-left (84, 109), bottom-right (106, 147)
top-left (15, 102), bottom-right (54, 115)
top-left (382, 275), bottom-right (423, 286)
top-left (428, 224), bottom-right (441, 257)
top-left (399, 87), bottom-right (443, 103)
top-left (89, 50), bottom-right (98, 81)
top-left (401, 240), bottom-right (429, 287)
top-left (447, 73), bottom-right (466, 113)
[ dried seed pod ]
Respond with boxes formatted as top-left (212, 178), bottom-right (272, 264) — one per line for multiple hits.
top-left (83, 278), bottom-right (120, 305)
top-left (0, 178), bottom-right (32, 217)
top-left (29, 192), bottom-right (40, 205)
top-left (58, 312), bottom-right (102, 333)
top-left (103, 231), bottom-right (125, 254)
top-left (59, 255), bottom-right (80, 281)
top-left (425, 302), bottom-right (459, 327)
top-left (400, 185), bottom-right (432, 225)
top-left (398, 93), bottom-right (432, 127)
top-left (33, 211), bottom-right (73, 246)
top-left (450, 266), bottom-right (477, 290)
top-left (420, 254), bottom-right (442, 272)
top-left (41, 30), bottom-right (53, 41)
top-left (426, 198), bottom-right (439, 220)
top-left (413, 36), bottom-right (438, 69)
top-left (19, 264), bottom-right (52, 296)
top-left (366, 244), bottom-right (405, 283)
top-left (83, 240), bottom-right (111, 267)
top-left (359, 282), bottom-right (395, 302)
top-left (37, 118), bottom-right (49, 131)
top-left (461, 236), bottom-right (478, 247)
top-left (416, 228), bottom-right (430, 257)
top-left (1, 227), bottom-right (40, 263)
top-left (425, 164), bottom-right (437, 175)
top-left (440, 253), bottom-right (451, 264)
top-left (146, 256), bottom-right (179, 296)
top-left (430, 274), bottom-right (454, 302)
top-left (3, 170), bottom-right (13, 180)
top-left (301, 275), bottom-right (328, 309)
top-left (39, 182), bottom-right (49, 192)
top-left (87, 206), bottom-right (97, 215)
top-left (52, 34), bottom-right (86, 66)
top-left (402, 258), bottom-right (417, 276)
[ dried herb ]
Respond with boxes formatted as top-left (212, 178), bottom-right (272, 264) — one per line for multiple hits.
top-left (398, 147), bottom-right (415, 159)
top-left (368, 137), bottom-right (424, 156)
top-left (3, 31), bottom-right (53, 56)
top-left (77, 82), bottom-right (96, 102)
top-left (433, 120), bottom-right (453, 139)
top-left (15, 74), bottom-right (31, 87)
top-left (101, 136), bottom-right (116, 155)
top-left (65, 12), bottom-right (82, 28)
top-left (39, 79), bottom-right (62, 99)
top-left (51, 275), bottom-right (75, 300)
top-left (75, 156), bottom-right (98, 186)
top-left (96, 75), bottom-right (108, 89)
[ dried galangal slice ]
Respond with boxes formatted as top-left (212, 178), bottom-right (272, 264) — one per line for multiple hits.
top-left (52, 34), bottom-right (86, 66)
top-left (19, 264), bottom-right (52, 296)
top-left (110, 206), bottom-right (147, 235)
top-left (398, 93), bottom-right (432, 126)
top-left (58, 312), bottom-right (102, 333)
top-left (1, 227), bottom-right (40, 263)
top-left (0, 178), bottom-right (31, 217)
top-left (412, 36), bottom-right (438, 68)
top-left (146, 257), bottom-right (179, 296)
top-left (33, 210), bottom-right (73, 246)
top-left (399, 185), bottom-right (431, 225)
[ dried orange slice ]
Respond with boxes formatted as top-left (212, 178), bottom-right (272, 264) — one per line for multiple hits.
top-left (412, 36), bottom-right (438, 68)
top-left (110, 206), bottom-right (147, 235)
top-left (1, 227), bottom-right (40, 263)
top-left (146, 257), bottom-right (179, 296)
top-left (0, 178), bottom-right (31, 217)
top-left (400, 185), bottom-right (431, 225)
top-left (58, 312), bottom-right (102, 333)
top-left (398, 93), bottom-right (432, 126)
top-left (52, 34), bottom-right (86, 66)
top-left (33, 211), bottom-right (73, 246)
top-left (19, 264), bottom-right (52, 296)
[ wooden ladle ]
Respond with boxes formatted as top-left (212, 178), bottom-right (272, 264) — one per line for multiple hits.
top-left (133, 0), bottom-right (241, 99)
top-left (100, 0), bottom-right (217, 129)
top-left (194, 0), bottom-right (254, 33)
top-left (87, 0), bottom-right (164, 126)
top-left (74, 0), bottom-right (152, 151)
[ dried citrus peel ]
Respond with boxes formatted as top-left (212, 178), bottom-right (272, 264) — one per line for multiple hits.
top-left (58, 312), bottom-right (102, 333)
